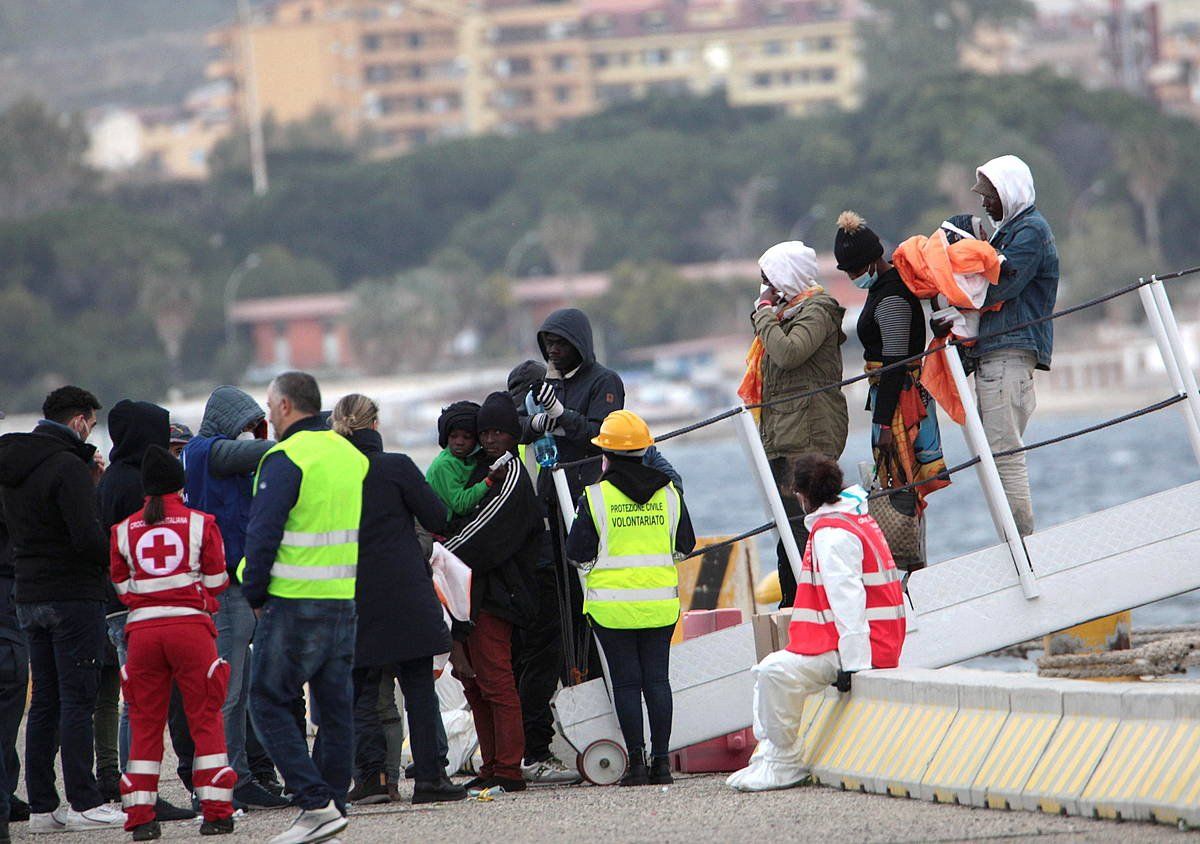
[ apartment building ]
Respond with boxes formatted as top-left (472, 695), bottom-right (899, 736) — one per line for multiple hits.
top-left (207, 0), bottom-right (863, 157)
top-left (584, 0), bottom-right (861, 114)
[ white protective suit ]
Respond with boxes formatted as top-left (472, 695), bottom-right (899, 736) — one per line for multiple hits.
top-left (727, 487), bottom-right (874, 792)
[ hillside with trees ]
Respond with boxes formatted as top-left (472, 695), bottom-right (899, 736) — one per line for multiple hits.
top-left (0, 68), bottom-right (1197, 410)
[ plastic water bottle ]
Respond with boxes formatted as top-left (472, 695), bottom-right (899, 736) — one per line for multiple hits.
top-left (526, 393), bottom-right (559, 468)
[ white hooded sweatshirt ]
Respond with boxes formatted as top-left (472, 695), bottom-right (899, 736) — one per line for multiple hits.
top-left (976, 154), bottom-right (1036, 239)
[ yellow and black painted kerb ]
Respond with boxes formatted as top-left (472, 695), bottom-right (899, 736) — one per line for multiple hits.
top-left (792, 670), bottom-right (1200, 830)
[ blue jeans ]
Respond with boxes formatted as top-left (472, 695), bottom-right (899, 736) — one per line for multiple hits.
top-left (105, 617), bottom-right (131, 768)
top-left (17, 600), bottom-right (106, 813)
top-left (0, 577), bottom-right (28, 798)
top-left (250, 599), bottom-right (356, 811)
top-left (216, 584), bottom-right (257, 783)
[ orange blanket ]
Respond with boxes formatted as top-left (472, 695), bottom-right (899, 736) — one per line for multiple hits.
top-left (892, 231), bottom-right (1003, 426)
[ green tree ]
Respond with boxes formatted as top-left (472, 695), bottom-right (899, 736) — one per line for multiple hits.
top-left (592, 262), bottom-right (732, 351)
top-left (1116, 131), bottom-right (1178, 260)
top-left (861, 0), bottom-right (1034, 90)
top-left (236, 245), bottom-right (340, 299)
top-left (0, 99), bottom-right (93, 220)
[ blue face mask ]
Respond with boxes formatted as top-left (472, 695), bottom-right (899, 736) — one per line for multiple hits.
top-left (851, 268), bottom-right (878, 289)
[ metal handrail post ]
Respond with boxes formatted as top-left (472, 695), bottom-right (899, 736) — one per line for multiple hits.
top-left (1147, 277), bottom-right (1200, 467)
top-left (943, 345), bottom-right (1040, 599)
top-left (733, 407), bottom-right (805, 585)
top-left (1138, 282), bottom-right (1200, 465)
top-left (552, 467), bottom-right (576, 533)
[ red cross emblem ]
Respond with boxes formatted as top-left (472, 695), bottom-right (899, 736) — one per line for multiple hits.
top-left (136, 528), bottom-right (184, 576)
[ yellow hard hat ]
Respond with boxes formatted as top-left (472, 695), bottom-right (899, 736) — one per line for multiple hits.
top-left (591, 409), bottom-right (654, 452)
top-left (755, 569), bottom-right (783, 606)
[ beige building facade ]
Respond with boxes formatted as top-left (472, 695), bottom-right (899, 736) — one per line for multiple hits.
top-left (207, 0), bottom-right (863, 157)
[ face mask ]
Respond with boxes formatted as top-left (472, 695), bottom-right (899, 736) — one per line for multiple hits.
top-left (237, 431), bottom-right (256, 441)
top-left (851, 269), bottom-right (878, 289)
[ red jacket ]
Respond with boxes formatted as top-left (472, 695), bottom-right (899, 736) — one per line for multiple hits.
top-left (110, 494), bottom-right (228, 633)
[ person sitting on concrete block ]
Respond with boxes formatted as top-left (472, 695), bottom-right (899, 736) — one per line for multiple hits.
top-left (727, 454), bottom-right (906, 792)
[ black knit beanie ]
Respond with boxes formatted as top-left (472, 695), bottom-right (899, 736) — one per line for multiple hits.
top-left (142, 444), bottom-right (185, 496)
top-left (476, 391), bottom-right (521, 440)
top-left (507, 359), bottom-right (547, 405)
top-left (437, 400), bottom-right (480, 449)
top-left (833, 210), bottom-right (884, 272)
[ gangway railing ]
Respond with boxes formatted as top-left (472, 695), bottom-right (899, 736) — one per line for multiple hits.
top-left (549, 265), bottom-right (1200, 613)
top-left (548, 264), bottom-right (1200, 776)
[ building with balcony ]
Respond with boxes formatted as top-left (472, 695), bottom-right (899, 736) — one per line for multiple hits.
top-left (206, 0), bottom-right (864, 158)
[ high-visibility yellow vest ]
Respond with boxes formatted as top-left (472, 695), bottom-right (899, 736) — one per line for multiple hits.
top-left (244, 429), bottom-right (368, 600)
top-left (582, 480), bottom-right (681, 629)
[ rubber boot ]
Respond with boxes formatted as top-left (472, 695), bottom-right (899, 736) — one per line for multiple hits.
top-left (620, 751), bottom-right (649, 787)
top-left (648, 755), bottom-right (673, 785)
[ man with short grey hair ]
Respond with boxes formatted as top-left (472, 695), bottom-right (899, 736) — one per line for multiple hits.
top-left (241, 372), bottom-right (369, 844)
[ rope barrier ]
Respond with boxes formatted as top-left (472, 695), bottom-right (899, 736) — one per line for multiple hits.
top-left (863, 393), bottom-right (1187, 501)
top-left (553, 265), bottom-right (1200, 472)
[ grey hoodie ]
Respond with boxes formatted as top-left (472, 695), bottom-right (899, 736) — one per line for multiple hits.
top-left (197, 386), bottom-right (273, 477)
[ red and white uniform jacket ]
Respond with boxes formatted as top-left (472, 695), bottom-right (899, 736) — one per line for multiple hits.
top-left (786, 487), bottom-right (905, 670)
top-left (110, 494), bottom-right (228, 633)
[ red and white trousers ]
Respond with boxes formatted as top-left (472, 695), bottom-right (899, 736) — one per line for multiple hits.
top-left (120, 619), bottom-right (236, 829)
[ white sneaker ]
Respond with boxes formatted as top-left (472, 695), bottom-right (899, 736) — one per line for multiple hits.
top-left (64, 803), bottom-right (126, 830)
top-left (28, 806), bottom-right (69, 833)
top-left (522, 756), bottom-right (582, 785)
top-left (267, 801), bottom-right (348, 844)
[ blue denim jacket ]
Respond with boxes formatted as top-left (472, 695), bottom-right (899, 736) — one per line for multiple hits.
top-left (969, 207), bottom-right (1059, 370)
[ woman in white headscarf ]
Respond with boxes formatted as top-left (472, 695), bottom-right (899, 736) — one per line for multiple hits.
top-left (738, 241), bottom-right (849, 607)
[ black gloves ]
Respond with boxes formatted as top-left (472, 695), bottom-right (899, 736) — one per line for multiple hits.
top-left (833, 670), bottom-right (855, 694)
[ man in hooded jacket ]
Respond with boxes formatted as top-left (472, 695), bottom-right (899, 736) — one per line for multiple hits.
top-left (969, 155), bottom-right (1059, 537)
top-left (183, 386), bottom-right (290, 810)
top-left (96, 400), bottom-right (197, 820)
top-left (520, 310), bottom-right (624, 725)
top-left (523, 308), bottom-right (625, 499)
top-left (0, 386), bottom-right (124, 830)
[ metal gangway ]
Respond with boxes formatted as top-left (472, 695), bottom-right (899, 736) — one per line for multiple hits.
top-left (549, 268), bottom-right (1200, 782)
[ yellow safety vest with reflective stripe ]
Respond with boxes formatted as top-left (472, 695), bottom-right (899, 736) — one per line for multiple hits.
top-left (251, 429), bottom-right (368, 600)
top-left (582, 481), bottom-right (681, 629)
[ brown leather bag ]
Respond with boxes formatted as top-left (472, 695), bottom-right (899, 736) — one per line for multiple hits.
top-left (867, 452), bottom-right (926, 571)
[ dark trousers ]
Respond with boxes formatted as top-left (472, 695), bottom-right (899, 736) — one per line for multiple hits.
top-left (17, 600), bottom-right (106, 813)
top-left (0, 577), bottom-right (28, 798)
top-left (352, 658), bottom-right (444, 783)
top-left (770, 456), bottom-right (809, 609)
top-left (245, 713), bottom-right (276, 780)
top-left (592, 623), bottom-right (673, 759)
top-left (250, 599), bottom-right (356, 812)
top-left (93, 662), bottom-right (120, 775)
top-left (513, 566), bottom-right (562, 765)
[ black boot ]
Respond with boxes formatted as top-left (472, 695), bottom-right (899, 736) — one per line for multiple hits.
top-left (620, 751), bottom-right (649, 787)
top-left (648, 755), bottom-right (673, 785)
top-left (199, 816), bottom-right (235, 836)
top-left (131, 820), bottom-right (162, 841)
top-left (0, 819), bottom-right (9, 844)
top-left (412, 776), bottom-right (468, 805)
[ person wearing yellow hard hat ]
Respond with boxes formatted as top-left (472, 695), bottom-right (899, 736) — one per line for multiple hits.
top-left (564, 410), bottom-right (696, 787)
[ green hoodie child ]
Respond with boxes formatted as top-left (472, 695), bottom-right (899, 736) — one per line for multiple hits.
top-left (425, 400), bottom-right (489, 518)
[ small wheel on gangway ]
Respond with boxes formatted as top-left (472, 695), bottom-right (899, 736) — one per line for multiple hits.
top-left (577, 739), bottom-right (627, 786)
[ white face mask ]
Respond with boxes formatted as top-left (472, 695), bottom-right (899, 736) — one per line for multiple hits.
top-left (236, 431), bottom-right (256, 441)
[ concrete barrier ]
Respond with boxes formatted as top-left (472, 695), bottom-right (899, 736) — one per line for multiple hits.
top-left (801, 668), bottom-right (1200, 829)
